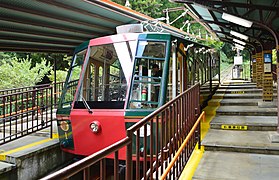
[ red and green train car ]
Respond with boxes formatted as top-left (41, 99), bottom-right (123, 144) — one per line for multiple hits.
top-left (56, 27), bottom-right (219, 158)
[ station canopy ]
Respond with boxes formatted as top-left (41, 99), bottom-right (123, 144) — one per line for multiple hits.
top-left (172, 0), bottom-right (279, 51)
top-left (0, 0), bottom-right (189, 54)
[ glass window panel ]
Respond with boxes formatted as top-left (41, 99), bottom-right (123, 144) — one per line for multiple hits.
top-left (136, 41), bottom-right (166, 58)
top-left (129, 58), bottom-right (164, 109)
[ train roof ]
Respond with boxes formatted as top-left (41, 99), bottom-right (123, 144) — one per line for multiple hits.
top-left (73, 31), bottom-right (212, 54)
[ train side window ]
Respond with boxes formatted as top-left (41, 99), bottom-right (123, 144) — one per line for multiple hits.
top-left (167, 46), bottom-right (184, 102)
top-left (129, 59), bottom-right (164, 109)
top-left (61, 49), bottom-right (86, 108)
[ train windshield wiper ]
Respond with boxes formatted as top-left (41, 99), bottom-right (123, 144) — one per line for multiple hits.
top-left (82, 97), bottom-right (92, 114)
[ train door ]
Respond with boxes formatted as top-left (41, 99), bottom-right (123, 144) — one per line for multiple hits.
top-left (167, 41), bottom-right (187, 102)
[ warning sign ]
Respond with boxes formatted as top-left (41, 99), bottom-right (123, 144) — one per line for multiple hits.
top-left (221, 125), bottom-right (247, 130)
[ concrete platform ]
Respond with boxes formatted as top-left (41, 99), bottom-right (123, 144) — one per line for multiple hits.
top-left (0, 135), bottom-right (59, 164)
top-left (213, 93), bottom-right (277, 99)
top-left (0, 122), bottom-right (74, 179)
top-left (210, 115), bottom-right (277, 131)
top-left (216, 106), bottom-right (277, 116)
top-left (202, 129), bottom-right (279, 154)
top-left (193, 151), bottom-right (279, 180)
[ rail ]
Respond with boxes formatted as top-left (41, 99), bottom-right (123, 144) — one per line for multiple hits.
top-left (0, 82), bottom-right (64, 118)
top-left (0, 86), bottom-right (53, 145)
top-left (42, 83), bottom-right (200, 180)
top-left (41, 137), bottom-right (130, 180)
top-left (0, 81), bottom-right (64, 106)
top-left (160, 111), bottom-right (205, 179)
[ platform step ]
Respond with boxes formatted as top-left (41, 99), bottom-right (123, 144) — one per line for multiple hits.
top-left (193, 151), bottom-right (279, 180)
top-left (213, 93), bottom-right (277, 99)
top-left (217, 88), bottom-right (261, 93)
top-left (210, 115), bottom-right (277, 131)
top-left (0, 161), bottom-right (15, 178)
top-left (202, 129), bottom-right (279, 155)
top-left (217, 89), bottom-right (277, 94)
top-left (222, 81), bottom-right (256, 85)
top-left (218, 85), bottom-right (258, 89)
top-left (218, 99), bottom-right (259, 106)
top-left (216, 105), bottom-right (277, 116)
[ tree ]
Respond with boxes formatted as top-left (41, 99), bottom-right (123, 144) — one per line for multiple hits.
top-left (112, 0), bottom-right (211, 44)
top-left (0, 57), bottom-right (52, 89)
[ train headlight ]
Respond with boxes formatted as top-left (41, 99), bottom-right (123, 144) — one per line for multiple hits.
top-left (90, 121), bottom-right (101, 134)
top-left (60, 121), bottom-right (69, 132)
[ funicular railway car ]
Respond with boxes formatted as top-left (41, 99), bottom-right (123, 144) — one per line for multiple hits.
top-left (56, 24), bottom-right (220, 158)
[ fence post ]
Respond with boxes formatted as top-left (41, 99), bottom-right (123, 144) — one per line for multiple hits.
top-left (126, 130), bottom-right (133, 180)
top-left (50, 87), bottom-right (53, 139)
top-left (194, 107), bottom-right (201, 149)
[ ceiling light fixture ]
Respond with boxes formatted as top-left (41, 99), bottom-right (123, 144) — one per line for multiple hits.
top-left (233, 39), bottom-right (246, 46)
top-left (230, 30), bottom-right (249, 40)
top-left (234, 43), bottom-right (245, 50)
top-left (222, 13), bottom-right (253, 28)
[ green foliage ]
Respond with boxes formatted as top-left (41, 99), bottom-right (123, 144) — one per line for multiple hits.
top-left (203, 39), bottom-right (223, 50)
top-left (48, 70), bottom-right (68, 82)
top-left (48, 66), bottom-right (80, 83)
top-left (112, 0), bottom-right (125, 5)
top-left (221, 43), bottom-right (235, 60)
top-left (131, 0), bottom-right (163, 18)
top-left (0, 52), bottom-right (17, 64)
top-left (0, 57), bottom-right (52, 89)
top-left (220, 51), bottom-right (232, 66)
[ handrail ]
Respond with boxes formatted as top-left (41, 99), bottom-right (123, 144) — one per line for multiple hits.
top-left (41, 137), bottom-right (131, 180)
top-left (0, 82), bottom-right (64, 95)
top-left (160, 111), bottom-right (205, 180)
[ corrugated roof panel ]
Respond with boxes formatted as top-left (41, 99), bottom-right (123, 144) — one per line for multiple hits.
top-left (0, 0), bottom-right (195, 53)
top-left (209, 24), bottom-right (221, 32)
top-left (216, 33), bottom-right (225, 38)
top-left (192, 5), bottom-right (214, 21)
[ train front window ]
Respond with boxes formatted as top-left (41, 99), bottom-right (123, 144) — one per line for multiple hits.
top-left (129, 40), bottom-right (166, 109)
top-left (75, 41), bottom-right (136, 109)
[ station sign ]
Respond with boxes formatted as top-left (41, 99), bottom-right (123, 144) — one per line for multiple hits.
top-left (264, 53), bottom-right (272, 73)
top-left (234, 56), bottom-right (243, 65)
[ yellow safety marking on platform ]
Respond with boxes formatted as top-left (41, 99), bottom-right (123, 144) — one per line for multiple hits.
top-left (221, 125), bottom-right (247, 130)
top-left (179, 145), bottom-right (204, 180)
top-left (208, 99), bottom-right (222, 106)
top-left (0, 136), bottom-right (58, 161)
top-left (231, 91), bottom-right (245, 94)
top-left (52, 133), bottom-right (59, 138)
top-left (179, 109), bottom-right (216, 180)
